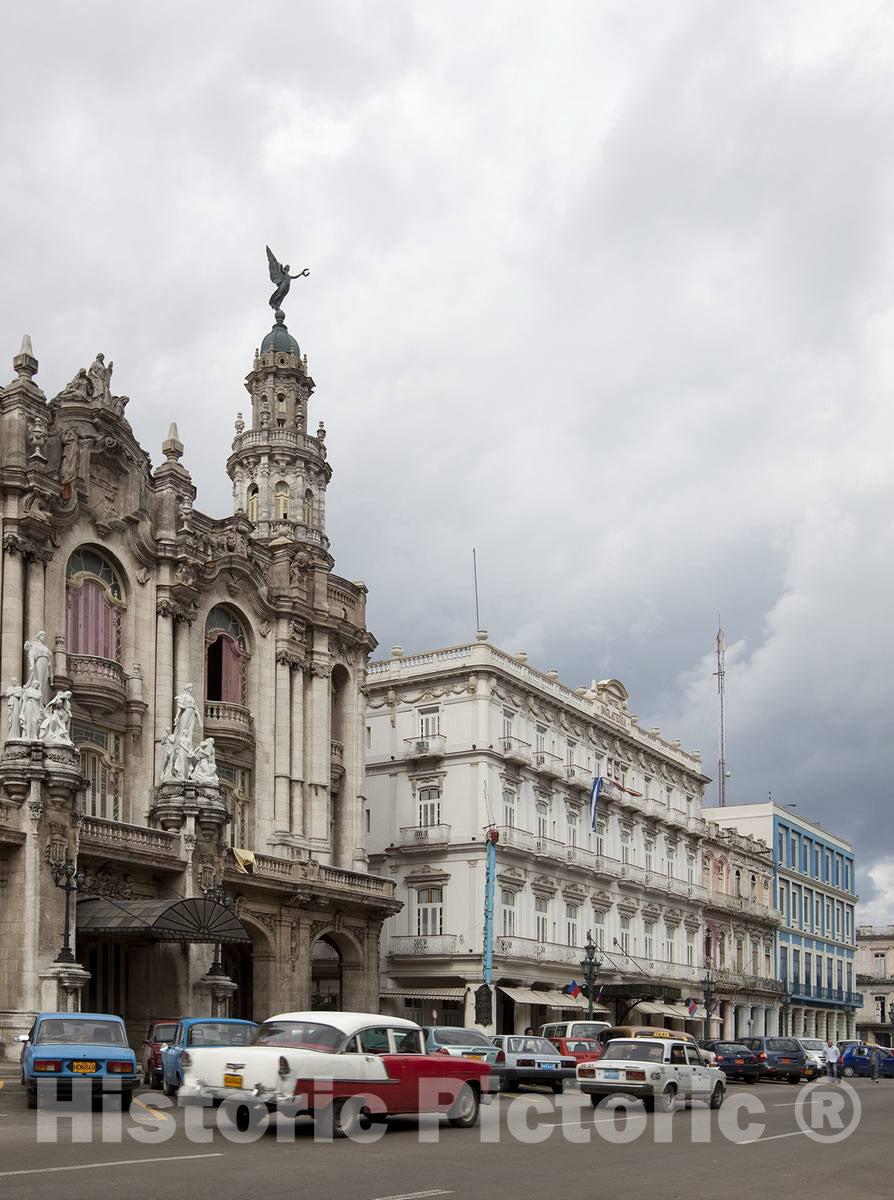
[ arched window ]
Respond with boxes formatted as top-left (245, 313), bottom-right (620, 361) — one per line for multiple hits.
top-left (275, 392), bottom-right (287, 427)
top-left (303, 489), bottom-right (314, 527)
top-left (274, 482), bottom-right (289, 521)
top-left (247, 484), bottom-right (259, 524)
top-left (205, 606), bottom-right (247, 705)
top-left (65, 547), bottom-right (125, 662)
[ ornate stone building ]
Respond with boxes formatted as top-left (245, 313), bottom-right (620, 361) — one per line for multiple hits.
top-left (0, 303), bottom-right (398, 1058)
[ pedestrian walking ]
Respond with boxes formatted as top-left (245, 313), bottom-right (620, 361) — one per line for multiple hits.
top-left (825, 1040), bottom-right (841, 1082)
top-left (870, 1045), bottom-right (882, 1082)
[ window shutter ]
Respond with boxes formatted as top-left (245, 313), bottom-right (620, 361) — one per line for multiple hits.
top-left (222, 636), bottom-right (242, 704)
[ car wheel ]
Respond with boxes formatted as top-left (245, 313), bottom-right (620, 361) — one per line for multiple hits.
top-left (550, 1081), bottom-right (563, 1095)
top-left (746, 1074), bottom-right (758, 1084)
top-left (788, 1074), bottom-right (800, 1084)
top-left (501, 1074), bottom-right (517, 1092)
top-left (589, 1094), bottom-right (601, 1108)
top-left (842, 1066), bottom-right (855, 1078)
top-left (709, 1084), bottom-right (724, 1110)
top-left (121, 1090), bottom-right (133, 1111)
top-left (26, 1085), bottom-right (37, 1110)
top-left (234, 1103), bottom-right (252, 1133)
top-left (448, 1083), bottom-right (480, 1128)
top-left (163, 1076), bottom-right (176, 1098)
top-left (329, 1097), bottom-right (370, 1139)
top-left (653, 1086), bottom-right (676, 1114)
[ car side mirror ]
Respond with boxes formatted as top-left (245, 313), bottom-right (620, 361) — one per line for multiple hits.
top-left (15, 1034), bottom-right (29, 1043)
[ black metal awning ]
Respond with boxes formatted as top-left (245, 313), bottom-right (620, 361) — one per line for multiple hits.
top-left (76, 897), bottom-right (251, 944)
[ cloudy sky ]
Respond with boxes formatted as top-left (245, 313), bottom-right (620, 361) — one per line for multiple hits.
top-left (3, 1), bottom-right (892, 918)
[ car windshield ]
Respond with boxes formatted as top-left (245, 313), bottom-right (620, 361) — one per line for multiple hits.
top-left (604, 1041), bottom-right (666, 1062)
top-left (187, 1022), bottom-right (255, 1047)
top-left (433, 1029), bottom-right (492, 1047)
top-left (151, 1023), bottom-right (177, 1042)
top-left (800, 1040), bottom-right (825, 1051)
top-left (714, 1044), bottom-right (749, 1055)
top-left (507, 1037), bottom-right (557, 1055)
top-left (251, 1021), bottom-right (343, 1053)
top-left (36, 1019), bottom-right (127, 1046)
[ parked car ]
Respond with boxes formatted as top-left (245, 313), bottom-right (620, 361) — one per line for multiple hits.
top-left (739, 1036), bottom-right (806, 1083)
top-left (161, 1018), bottom-right (257, 1096)
top-left (700, 1040), bottom-right (760, 1083)
top-left (489, 1034), bottom-right (576, 1092)
top-left (140, 1019), bottom-right (178, 1089)
top-left (178, 1011), bottom-right (493, 1135)
top-left (18, 1012), bottom-right (138, 1109)
top-left (547, 1037), bottom-right (604, 1064)
top-left (577, 1036), bottom-right (726, 1111)
top-left (596, 1026), bottom-right (700, 1049)
top-left (421, 1026), bottom-right (504, 1068)
top-left (796, 1038), bottom-right (827, 1078)
top-left (840, 1044), bottom-right (894, 1078)
top-left (540, 1020), bottom-right (611, 1042)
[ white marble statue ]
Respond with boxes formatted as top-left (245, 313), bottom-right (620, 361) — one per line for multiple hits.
top-left (189, 737), bottom-right (219, 785)
top-left (19, 680), bottom-right (43, 740)
top-left (24, 631), bottom-right (53, 705)
top-left (39, 691), bottom-right (73, 746)
top-left (173, 683), bottom-right (199, 747)
top-left (160, 727), bottom-right (178, 780)
top-left (5, 678), bottom-right (23, 738)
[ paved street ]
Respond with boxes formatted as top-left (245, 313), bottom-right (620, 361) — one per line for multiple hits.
top-left (0, 1078), bottom-right (890, 1200)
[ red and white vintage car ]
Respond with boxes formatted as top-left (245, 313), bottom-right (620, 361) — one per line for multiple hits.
top-left (179, 1011), bottom-right (493, 1135)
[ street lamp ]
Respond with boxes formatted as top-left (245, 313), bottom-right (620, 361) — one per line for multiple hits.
top-left (52, 858), bottom-right (86, 964)
top-left (579, 932), bottom-right (603, 1021)
top-left (201, 883), bottom-right (233, 977)
top-left (702, 968), bottom-right (716, 1037)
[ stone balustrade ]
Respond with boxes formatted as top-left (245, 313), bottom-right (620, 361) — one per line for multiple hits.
top-left (78, 815), bottom-right (181, 856)
top-left (390, 934), bottom-right (459, 956)
top-left (398, 823), bottom-right (451, 847)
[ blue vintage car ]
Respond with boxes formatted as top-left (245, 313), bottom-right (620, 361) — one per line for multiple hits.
top-left (18, 1012), bottom-right (138, 1108)
top-left (840, 1044), bottom-right (894, 1078)
top-left (161, 1017), bottom-right (257, 1095)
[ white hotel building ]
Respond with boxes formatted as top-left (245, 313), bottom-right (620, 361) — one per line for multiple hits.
top-left (365, 636), bottom-right (783, 1035)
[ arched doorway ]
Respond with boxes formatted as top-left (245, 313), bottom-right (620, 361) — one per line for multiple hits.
top-left (222, 941), bottom-right (254, 1020)
top-left (311, 936), bottom-right (342, 1009)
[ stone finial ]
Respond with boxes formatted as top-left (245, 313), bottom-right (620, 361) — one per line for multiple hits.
top-left (515, 651), bottom-right (528, 663)
top-left (234, 411), bottom-right (245, 434)
top-left (13, 334), bottom-right (38, 380)
top-left (162, 421), bottom-right (184, 463)
top-left (391, 645), bottom-right (403, 658)
top-left (546, 668), bottom-right (558, 680)
top-left (475, 628), bottom-right (489, 642)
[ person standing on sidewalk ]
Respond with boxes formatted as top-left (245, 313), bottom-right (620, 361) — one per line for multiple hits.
top-left (870, 1045), bottom-right (882, 1082)
top-left (825, 1040), bottom-right (841, 1081)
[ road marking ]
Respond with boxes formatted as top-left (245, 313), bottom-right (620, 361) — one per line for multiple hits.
top-left (372, 1192), bottom-right (453, 1200)
top-left (0, 1153), bottom-right (224, 1178)
top-left (738, 1130), bottom-right (809, 1145)
top-left (131, 1100), bottom-right (172, 1122)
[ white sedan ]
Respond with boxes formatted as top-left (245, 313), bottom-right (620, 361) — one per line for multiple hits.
top-left (577, 1037), bottom-right (726, 1112)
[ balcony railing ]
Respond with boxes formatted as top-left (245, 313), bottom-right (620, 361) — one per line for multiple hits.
top-left (68, 655), bottom-right (127, 712)
top-left (565, 763), bottom-right (593, 790)
top-left (402, 734), bottom-right (447, 760)
top-left (493, 935), bottom-right (581, 966)
top-left (533, 749), bottom-right (563, 777)
top-left (711, 967), bottom-right (786, 995)
top-left (399, 823), bottom-right (451, 847)
top-left (78, 816), bottom-right (181, 857)
top-left (204, 701), bottom-right (255, 744)
top-left (390, 934), bottom-right (459, 956)
top-left (704, 891), bottom-right (780, 923)
top-left (788, 982), bottom-right (864, 1006)
top-left (500, 736), bottom-right (532, 765)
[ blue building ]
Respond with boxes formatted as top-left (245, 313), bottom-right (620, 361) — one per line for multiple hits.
top-left (702, 803), bottom-right (861, 1041)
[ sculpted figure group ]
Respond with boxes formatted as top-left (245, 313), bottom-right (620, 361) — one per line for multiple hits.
top-left (160, 683), bottom-right (219, 785)
top-left (4, 633), bottom-right (72, 746)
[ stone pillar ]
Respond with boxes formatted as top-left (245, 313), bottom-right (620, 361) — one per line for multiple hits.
top-left (289, 664), bottom-right (304, 835)
top-left (754, 1005), bottom-right (765, 1036)
top-left (25, 555), bottom-right (46, 650)
top-left (22, 788), bottom-right (45, 1012)
top-left (38, 963), bottom-right (91, 1013)
top-left (0, 545), bottom-right (24, 732)
top-left (847, 1011), bottom-right (856, 1039)
top-left (173, 615), bottom-right (193, 699)
top-left (273, 653), bottom-right (291, 833)
top-left (153, 604), bottom-right (175, 784)
top-left (766, 1005), bottom-right (779, 1036)
top-left (307, 663), bottom-right (331, 846)
top-left (722, 1000), bottom-right (734, 1039)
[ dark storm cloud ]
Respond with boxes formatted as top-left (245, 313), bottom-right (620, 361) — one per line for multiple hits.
top-left (1, 1), bottom-right (892, 915)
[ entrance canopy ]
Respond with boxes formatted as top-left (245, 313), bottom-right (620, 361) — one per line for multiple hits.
top-left (77, 897), bottom-right (251, 944)
top-left (380, 988), bottom-right (467, 1001)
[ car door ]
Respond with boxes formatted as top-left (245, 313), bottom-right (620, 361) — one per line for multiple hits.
top-left (685, 1045), bottom-right (711, 1096)
top-left (162, 1023), bottom-right (182, 1085)
top-left (668, 1043), bottom-right (692, 1096)
top-left (355, 1025), bottom-right (409, 1112)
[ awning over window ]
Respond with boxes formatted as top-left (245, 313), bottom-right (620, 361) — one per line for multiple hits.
top-left (76, 898), bottom-right (251, 944)
top-left (380, 988), bottom-right (467, 1001)
top-left (498, 986), bottom-right (550, 1006)
top-left (632, 1001), bottom-right (668, 1017)
top-left (498, 986), bottom-right (609, 1012)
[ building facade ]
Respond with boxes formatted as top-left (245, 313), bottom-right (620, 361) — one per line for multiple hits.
top-left (365, 637), bottom-right (783, 1035)
top-left (703, 803), bottom-right (860, 1041)
top-left (0, 308), bottom-right (398, 1060)
top-left (855, 925), bottom-right (894, 1046)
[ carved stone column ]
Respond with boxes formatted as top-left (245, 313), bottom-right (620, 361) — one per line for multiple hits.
top-left (0, 537), bottom-right (25, 720)
top-left (289, 662), bottom-right (305, 835)
top-left (173, 612), bottom-right (193, 700)
top-left (306, 661), bottom-right (331, 846)
top-left (25, 552), bottom-right (46, 644)
top-left (153, 601), bottom-right (176, 783)
top-left (273, 651), bottom-right (291, 833)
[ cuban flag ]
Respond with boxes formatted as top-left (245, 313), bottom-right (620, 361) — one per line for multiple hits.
top-left (590, 776), bottom-right (604, 832)
top-left (564, 981), bottom-right (582, 998)
top-left (688, 999), bottom-right (698, 1018)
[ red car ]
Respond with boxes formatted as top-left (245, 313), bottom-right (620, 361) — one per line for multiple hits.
top-left (548, 1036), bottom-right (604, 1064)
top-left (140, 1019), bottom-right (178, 1089)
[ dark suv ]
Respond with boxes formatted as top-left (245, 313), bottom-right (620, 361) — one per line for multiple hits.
top-left (739, 1036), bottom-right (806, 1083)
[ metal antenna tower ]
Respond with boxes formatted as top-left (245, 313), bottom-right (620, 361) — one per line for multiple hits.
top-left (714, 621), bottom-right (728, 805)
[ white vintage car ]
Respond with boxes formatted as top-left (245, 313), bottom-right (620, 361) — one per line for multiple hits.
top-left (179, 1011), bottom-right (493, 1135)
top-left (576, 1037), bottom-right (726, 1112)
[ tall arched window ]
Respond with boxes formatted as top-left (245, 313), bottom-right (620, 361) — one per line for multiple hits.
top-left (65, 547), bottom-right (125, 662)
top-left (303, 489), bottom-right (314, 527)
top-left (275, 392), bottom-right (287, 427)
top-left (274, 482), bottom-right (289, 520)
top-left (247, 484), bottom-right (259, 523)
top-left (205, 606), bottom-right (247, 705)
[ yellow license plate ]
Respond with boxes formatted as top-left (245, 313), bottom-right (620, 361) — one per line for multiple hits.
top-left (223, 1073), bottom-right (243, 1088)
top-left (466, 1054), bottom-right (484, 1060)
top-left (72, 1061), bottom-right (97, 1074)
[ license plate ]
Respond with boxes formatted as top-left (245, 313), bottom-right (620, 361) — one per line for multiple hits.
top-left (540, 1062), bottom-right (557, 1069)
top-left (466, 1054), bottom-right (484, 1060)
top-left (779, 1058), bottom-right (791, 1064)
top-left (223, 1073), bottom-right (243, 1088)
top-left (72, 1061), bottom-right (97, 1074)
top-left (603, 1069), bottom-right (620, 1079)
top-left (735, 1058), bottom-right (744, 1064)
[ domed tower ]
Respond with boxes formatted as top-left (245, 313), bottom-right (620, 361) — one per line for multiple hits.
top-left (227, 298), bottom-right (331, 549)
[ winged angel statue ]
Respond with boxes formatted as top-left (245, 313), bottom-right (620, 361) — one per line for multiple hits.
top-left (266, 246), bottom-right (309, 321)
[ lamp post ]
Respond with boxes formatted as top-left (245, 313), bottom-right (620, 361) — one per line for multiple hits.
top-left (580, 932), bottom-right (603, 1021)
top-left (702, 968), bottom-right (716, 1039)
top-left (201, 883), bottom-right (233, 977)
top-left (52, 858), bottom-right (86, 964)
